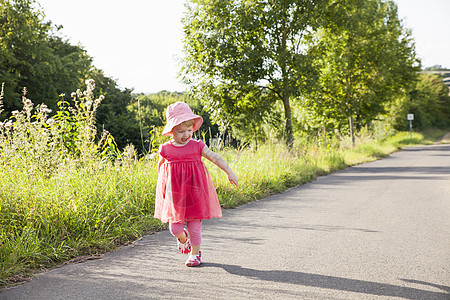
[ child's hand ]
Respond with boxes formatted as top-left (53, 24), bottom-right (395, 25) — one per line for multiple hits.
top-left (228, 172), bottom-right (239, 188)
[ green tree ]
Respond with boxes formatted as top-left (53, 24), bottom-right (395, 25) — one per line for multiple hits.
top-left (0, 0), bottom-right (138, 152)
top-left (46, 34), bottom-right (93, 105)
top-left (0, 0), bottom-right (49, 111)
top-left (424, 65), bottom-right (450, 72)
top-left (181, 0), bottom-right (327, 147)
top-left (126, 91), bottom-right (220, 153)
top-left (0, 0), bottom-right (92, 113)
top-left (305, 0), bottom-right (419, 143)
top-left (88, 68), bottom-right (137, 152)
top-left (388, 73), bottom-right (450, 130)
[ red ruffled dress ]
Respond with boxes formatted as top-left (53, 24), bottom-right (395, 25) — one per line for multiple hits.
top-left (154, 139), bottom-right (222, 223)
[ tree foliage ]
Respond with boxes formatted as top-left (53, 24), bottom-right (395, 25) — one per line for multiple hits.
top-left (388, 73), bottom-right (450, 130)
top-left (0, 0), bottom-right (93, 113)
top-left (181, 0), bottom-right (427, 146)
top-left (127, 91), bottom-right (221, 153)
top-left (0, 0), bottom-right (141, 153)
top-left (0, 0), bottom-right (222, 155)
top-left (2, 0), bottom-right (446, 158)
top-left (181, 0), bottom-right (328, 146)
top-left (304, 0), bottom-right (420, 139)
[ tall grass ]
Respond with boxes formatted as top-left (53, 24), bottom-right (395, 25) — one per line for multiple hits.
top-left (207, 130), bottom-right (437, 209)
top-left (0, 82), bottom-right (444, 287)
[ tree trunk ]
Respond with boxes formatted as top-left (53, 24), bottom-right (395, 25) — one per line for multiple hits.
top-left (254, 126), bottom-right (258, 150)
top-left (283, 97), bottom-right (293, 148)
top-left (349, 116), bottom-right (355, 147)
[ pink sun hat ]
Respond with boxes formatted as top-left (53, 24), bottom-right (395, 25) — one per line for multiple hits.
top-left (162, 102), bottom-right (203, 136)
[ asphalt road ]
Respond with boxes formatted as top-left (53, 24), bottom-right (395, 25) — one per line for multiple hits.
top-left (1, 143), bottom-right (449, 299)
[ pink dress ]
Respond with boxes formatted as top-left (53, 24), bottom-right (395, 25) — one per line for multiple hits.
top-left (154, 139), bottom-right (222, 223)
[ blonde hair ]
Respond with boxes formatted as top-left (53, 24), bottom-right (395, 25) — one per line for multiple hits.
top-left (180, 119), bottom-right (195, 127)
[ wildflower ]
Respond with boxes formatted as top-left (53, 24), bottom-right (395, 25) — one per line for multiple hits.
top-left (46, 118), bottom-right (55, 125)
top-left (12, 110), bottom-right (19, 116)
top-left (4, 120), bottom-right (13, 129)
top-left (85, 79), bottom-right (95, 85)
top-left (76, 89), bottom-right (82, 97)
top-left (146, 153), bottom-right (156, 160)
top-left (71, 92), bottom-right (77, 98)
top-left (99, 95), bottom-right (105, 101)
top-left (59, 93), bottom-right (66, 97)
top-left (25, 99), bottom-right (33, 106)
top-left (85, 101), bottom-right (93, 107)
top-left (94, 99), bottom-right (101, 105)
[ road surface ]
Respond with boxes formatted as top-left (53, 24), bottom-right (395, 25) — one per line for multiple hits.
top-left (1, 143), bottom-right (449, 299)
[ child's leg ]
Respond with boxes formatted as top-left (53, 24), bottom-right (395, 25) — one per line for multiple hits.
top-left (186, 219), bottom-right (202, 255)
top-left (169, 222), bottom-right (187, 243)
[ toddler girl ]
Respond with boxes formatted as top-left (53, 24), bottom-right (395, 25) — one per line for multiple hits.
top-left (154, 102), bottom-right (238, 267)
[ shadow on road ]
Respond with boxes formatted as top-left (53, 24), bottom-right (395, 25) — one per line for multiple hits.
top-left (309, 165), bottom-right (450, 184)
top-left (203, 263), bottom-right (449, 299)
top-left (401, 145), bottom-right (450, 152)
top-left (346, 166), bottom-right (450, 175)
top-left (400, 279), bottom-right (450, 293)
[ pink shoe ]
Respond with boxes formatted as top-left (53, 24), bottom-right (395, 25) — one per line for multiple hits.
top-left (177, 229), bottom-right (191, 254)
top-left (185, 251), bottom-right (202, 267)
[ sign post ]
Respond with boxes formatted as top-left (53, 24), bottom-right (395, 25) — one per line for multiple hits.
top-left (407, 114), bottom-right (414, 139)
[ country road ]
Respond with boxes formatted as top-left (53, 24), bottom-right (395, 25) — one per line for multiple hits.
top-left (1, 143), bottom-right (449, 299)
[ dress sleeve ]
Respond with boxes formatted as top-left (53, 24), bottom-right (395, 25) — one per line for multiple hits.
top-left (197, 139), bottom-right (206, 153)
top-left (158, 144), bottom-right (165, 158)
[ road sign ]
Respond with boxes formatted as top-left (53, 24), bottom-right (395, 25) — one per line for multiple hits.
top-left (407, 114), bottom-right (414, 120)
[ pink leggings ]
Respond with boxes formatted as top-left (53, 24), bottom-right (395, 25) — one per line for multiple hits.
top-left (169, 220), bottom-right (202, 245)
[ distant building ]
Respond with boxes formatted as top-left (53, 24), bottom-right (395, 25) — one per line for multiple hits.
top-left (443, 77), bottom-right (450, 89)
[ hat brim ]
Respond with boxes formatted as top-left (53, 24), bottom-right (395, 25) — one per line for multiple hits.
top-left (162, 114), bottom-right (203, 136)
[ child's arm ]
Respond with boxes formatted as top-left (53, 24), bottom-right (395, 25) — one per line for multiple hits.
top-left (202, 145), bottom-right (239, 187)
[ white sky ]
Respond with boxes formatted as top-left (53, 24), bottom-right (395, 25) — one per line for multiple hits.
top-left (36, 0), bottom-right (450, 94)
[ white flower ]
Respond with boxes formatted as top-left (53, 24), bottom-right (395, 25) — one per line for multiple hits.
top-left (4, 120), bottom-right (13, 129)
top-left (71, 92), bottom-right (77, 98)
top-left (85, 101), bottom-right (93, 107)
top-left (99, 95), bottom-right (105, 101)
top-left (46, 118), bottom-right (55, 125)
top-left (12, 110), bottom-right (19, 116)
top-left (25, 99), bottom-right (33, 106)
top-left (146, 153), bottom-right (156, 160)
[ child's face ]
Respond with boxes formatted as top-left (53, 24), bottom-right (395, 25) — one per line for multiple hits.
top-left (172, 123), bottom-right (193, 145)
